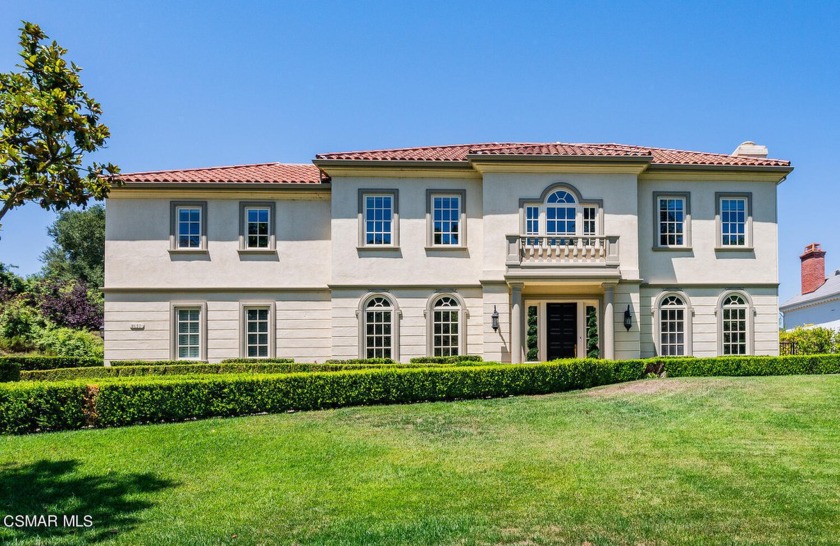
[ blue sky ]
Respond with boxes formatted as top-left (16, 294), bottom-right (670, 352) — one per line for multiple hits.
top-left (1, 0), bottom-right (838, 303)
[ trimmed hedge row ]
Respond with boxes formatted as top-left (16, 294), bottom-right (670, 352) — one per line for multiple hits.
top-left (409, 355), bottom-right (483, 364)
top-left (18, 362), bottom-right (397, 382)
top-left (0, 361), bottom-right (20, 382)
top-left (220, 358), bottom-right (295, 364)
top-left (659, 355), bottom-right (840, 377)
top-left (0, 356), bottom-right (103, 370)
top-left (0, 359), bottom-right (645, 433)
top-left (324, 358), bottom-right (395, 364)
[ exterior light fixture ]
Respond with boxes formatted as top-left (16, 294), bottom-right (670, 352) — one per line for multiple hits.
top-left (491, 305), bottom-right (500, 332)
top-left (623, 305), bottom-right (632, 331)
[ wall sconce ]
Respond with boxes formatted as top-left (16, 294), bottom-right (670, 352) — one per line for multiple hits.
top-left (623, 305), bottom-right (632, 331)
top-left (491, 305), bottom-right (499, 332)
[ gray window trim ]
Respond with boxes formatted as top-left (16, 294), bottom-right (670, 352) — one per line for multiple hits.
top-left (425, 189), bottom-right (467, 248)
top-left (238, 201), bottom-right (277, 252)
top-left (424, 292), bottom-right (468, 356)
top-left (357, 189), bottom-right (400, 248)
top-left (652, 192), bottom-right (692, 250)
top-left (652, 291), bottom-right (694, 357)
top-left (239, 301), bottom-right (277, 358)
top-left (169, 201), bottom-right (208, 252)
top-left (715, 192), bottom-right (753, 250)
top-left (356, 292), bottom-right (401, 361)
top-left (170, 301), bottom-right (208, 361)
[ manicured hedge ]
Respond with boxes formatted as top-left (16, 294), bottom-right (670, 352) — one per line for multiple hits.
top-left (220, 358), bottom-right (295, 364)
top-left (0, 382), bottom-right (91, 434)
top-left (660, 355), bottom-right (840, 377)
top-left (0, 361), bottom-right (20, 382)
top-left (324, 358), bottom-right (395, 364)
top-left (0, 356), bottom-right (103, 371)
top-left (19, 362), bottom-right (393, 382)
top-left (109, 360), bottom-right (202, 367)
top-left (409, 355), bottom-right (484, 364)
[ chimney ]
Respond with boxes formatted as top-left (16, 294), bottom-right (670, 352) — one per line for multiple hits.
top-left (732, 141), bottom-right (768, 158)
top-left (800, 243), bottom-right (827, 294)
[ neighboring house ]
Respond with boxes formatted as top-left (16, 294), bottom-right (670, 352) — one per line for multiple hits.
top-left (104, 141), bottom-right (792, 363)
top-left (781, 243), bottom-right (840, 330)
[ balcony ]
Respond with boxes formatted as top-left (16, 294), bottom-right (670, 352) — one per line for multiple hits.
top-left (505, 235), bottom-right (620, 268)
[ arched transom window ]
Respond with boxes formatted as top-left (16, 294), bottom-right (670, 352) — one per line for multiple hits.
top-left (432, 296), bottom-right (461, 356)
top-left (523, 186), bottom-right (599, 242)
top-left (721, 294), bottom-right (748, 355)
top-left (659, 295), bottom-right (686, 356)
top-left (365, 297), bottom-right (393, 359)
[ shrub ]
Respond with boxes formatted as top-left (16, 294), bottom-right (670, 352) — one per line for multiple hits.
top-left (660, 355), bottom-right (840, 377)
top-left (220, 358), bottom-right (295, 364)
top-left (0, 355), bottom-right (102, 370)
top-left (34, 326), bottom-right (104, 359)
top-left (0, 361), bottom-right (20, 382)
top-left (0, 382), bottom-right (90, 434)
top-left (38, 280), bottom-right (103, 331)
top-left (110, 360), bottom-right (205, 367)
top-left (324, 358), bottom-right (395, 364)
top-left (0, 299), bottom-right (42, 350)
top-left (21, 362), bottom-right (386, 381)
top-left (780, 327), bottom-right (839, 355)
top-left (409, 355), bottom-right (484, 364)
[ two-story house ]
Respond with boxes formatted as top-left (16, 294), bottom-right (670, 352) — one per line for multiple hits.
top-left (104, 141), bottom-right (792, 363)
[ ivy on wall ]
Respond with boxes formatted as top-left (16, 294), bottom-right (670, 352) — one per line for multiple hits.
top-left (527, 305), bottom-right (539, 361)
top-left (586, 305), bottom-right (600, 358)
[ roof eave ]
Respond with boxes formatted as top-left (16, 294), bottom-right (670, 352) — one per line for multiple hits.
top-left (312, 159), bottom-right (473, 169)
top-left (466, 154), bottom-right (653, 164)
top-left (114, 181), bottom-right (329, 190)
top-left (646, 164), bottom-right (793, 174)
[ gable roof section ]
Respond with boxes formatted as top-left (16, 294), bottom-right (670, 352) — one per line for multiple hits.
top-left (781, 271), bottom-right (840, 311)
top-left (315, 142), bottom-right (791, 168)
top-left (117, 163), bottom-right (324, 185)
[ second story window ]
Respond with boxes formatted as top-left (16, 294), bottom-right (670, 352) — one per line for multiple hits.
top-left (359, 190), bottom-right (399, 244)
top-left (717, 193), bottom-right (751, 249)
top-left (245, 207), bottom-right (270, 248)
top-left (170, 201), bottom-right (207, 252)
top-left (654, 193), bottom-right (691, 249)
top-left (520, 185), bottom-right (602, 242)
top-left (426, 190), bottom-right (466, 248)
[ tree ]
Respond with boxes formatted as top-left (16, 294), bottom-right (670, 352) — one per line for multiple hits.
top-left (0, 22), bottom-right (119, 234)
top-left (41, 204), bottom-right (105, 288)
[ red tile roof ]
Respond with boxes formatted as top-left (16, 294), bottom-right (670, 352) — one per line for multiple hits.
top-left (117, 163), bottom-right (324, 184)
top-left (316, 142), bottom-right (791, 167)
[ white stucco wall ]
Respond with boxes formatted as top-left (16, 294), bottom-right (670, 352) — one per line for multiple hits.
top-left (783, 299), bottom-right (840, 330)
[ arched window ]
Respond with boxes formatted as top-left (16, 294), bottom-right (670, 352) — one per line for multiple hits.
top-left (721, 293), bottom-right (749, 355)
top-left (659, 295), bottom-right (687, 356)
top-left (432, 296), bottom-right (461, 356)
top-left (364, 296), bottom-right (394, 359)
top-left (522, 184), bottom-right (600, 243)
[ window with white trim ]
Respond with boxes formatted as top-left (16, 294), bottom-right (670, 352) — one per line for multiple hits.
top-left (245, 207), bottom-right (270, 249)
top-left (245, 307), bottom-right (270, 358)
top-left (583, 205), bottom-right (597, 236)
top-left (432, 296), bottom-right (460, 356)
top-left (720, 197), bottom-right (747, 247)
top-left (176, 308), bottom-right (201, 360)
top-left (721, 294), bottom-right (748, 355)
top-left (364, 297), bottom-right (393, 358)
top-left (521, 186), bottom-right (601, 241)
top-left (176, 206), bottom-right (202, 249)
top-left (657, 196), bottom-right (686, 247)
top-left (431, 194), bottom-right (461, 246)
top-left (659, 295), bottom-right (686, 356)
top-left (363, 194), bottom-right (394, 246)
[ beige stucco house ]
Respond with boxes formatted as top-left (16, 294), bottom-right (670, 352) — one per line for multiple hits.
top-left (104, 141), bottom-right (792, 363)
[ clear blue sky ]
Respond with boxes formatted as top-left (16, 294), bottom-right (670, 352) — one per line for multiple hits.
top-left (1, 0), bottom-right (838, 303)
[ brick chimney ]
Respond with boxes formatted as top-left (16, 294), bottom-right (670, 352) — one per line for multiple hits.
top-left (800, 243), bottom-right (827, 294)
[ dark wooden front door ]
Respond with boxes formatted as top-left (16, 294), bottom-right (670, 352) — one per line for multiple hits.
top-left (546, 303), bottom-right (577, 359)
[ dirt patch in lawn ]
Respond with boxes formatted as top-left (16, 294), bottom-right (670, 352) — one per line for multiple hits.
top-left (585, 378), bottom-right (711, 397)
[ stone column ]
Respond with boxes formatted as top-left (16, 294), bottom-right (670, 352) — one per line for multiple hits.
top-left (510, 283), bottom-right (523, 363)
top-left (603, 284), bottom-right (615, 360)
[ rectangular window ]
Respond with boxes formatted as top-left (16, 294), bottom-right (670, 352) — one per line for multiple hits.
top-left (364, 194), bottom-right (393, 245)
top-left (583, 206), bottom-right (597, 236)
top-left (658, 197), bottom-right (686, 247)
top-left (245, 308), bottom-right (270, 358)
top-left (720, 197), bottom-right (747, 247)
top-left (432, 194), bottom-right (461, 245)
top-left (365, 308), bottom-right (392, 359)
top-left (176, 308), bottom-right (201, 360)
top-left (546, 206), bottom-right (576, 236)
top-left (525, 206), bottom-right (539, 246)
top-left (245, 207), bottom-right (270, 249)
top-left (177, 206), bottom-right (202, 249)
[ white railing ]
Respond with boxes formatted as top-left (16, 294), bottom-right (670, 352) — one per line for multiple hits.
top-left (506, 235), bottom-right (620, 266)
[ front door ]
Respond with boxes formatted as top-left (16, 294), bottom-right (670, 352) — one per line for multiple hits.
top-left (546, 303), bottom-right (577, 359)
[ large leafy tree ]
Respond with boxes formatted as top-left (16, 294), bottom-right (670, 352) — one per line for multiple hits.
top-left (41, 204), bottom-right (105, 288)
top-left (0, 22), bottom-right (119, 232)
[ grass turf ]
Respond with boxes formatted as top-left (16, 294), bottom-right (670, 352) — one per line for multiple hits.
top-left (1, 375), bottom-right (838, 545)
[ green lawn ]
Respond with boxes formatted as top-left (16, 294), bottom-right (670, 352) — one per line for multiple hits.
top-left (1, 375), bottom-right (839, 545)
